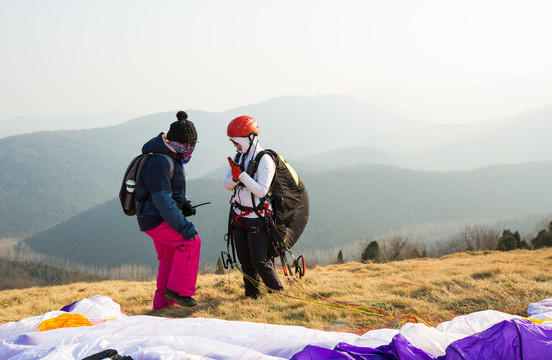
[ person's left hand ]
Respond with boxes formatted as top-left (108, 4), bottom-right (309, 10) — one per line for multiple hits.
top-left (182, 202), bottom-right (196, 217)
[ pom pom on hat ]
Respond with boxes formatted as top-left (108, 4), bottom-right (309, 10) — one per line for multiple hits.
top-left (167, 111), bottom-right (197, 144)
top-left (176, 111), bottom-right (188, 121)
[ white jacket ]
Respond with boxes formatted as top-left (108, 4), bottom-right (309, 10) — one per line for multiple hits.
top-left (224, 138), bottom-right (275, 218)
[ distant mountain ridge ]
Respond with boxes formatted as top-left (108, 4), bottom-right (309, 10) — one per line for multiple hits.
top-left (297, 146), bottom-right (394, 167)
top-left (1, 94), bottom-right (552, 240)
top-left (0, 111), bottom-right (137, 139)
top-left (219, 94), bottom-right (426, 158)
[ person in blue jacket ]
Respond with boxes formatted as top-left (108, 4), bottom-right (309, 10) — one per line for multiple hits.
top-left (136, 111), bottom-right (201, 310)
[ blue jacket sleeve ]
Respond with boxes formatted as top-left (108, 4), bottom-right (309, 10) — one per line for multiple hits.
top-left (144, 155), bottom-right (197, 239)
top-left (151, 191), bottom-right (197, 239)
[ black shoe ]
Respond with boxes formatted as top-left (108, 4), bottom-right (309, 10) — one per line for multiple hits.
top-left (245, 292), bottom-right (260, 299)
top-left (164, 288), bottom-right (197, 307)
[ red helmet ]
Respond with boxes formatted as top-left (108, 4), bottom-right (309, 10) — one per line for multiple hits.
top-left (227, 115), bottom-right (259, 137)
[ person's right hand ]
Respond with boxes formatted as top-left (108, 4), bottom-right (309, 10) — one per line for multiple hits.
top-left (182, 202), bottom-right (196, 217)
top-left (227, 157), bottom-right (243, 182)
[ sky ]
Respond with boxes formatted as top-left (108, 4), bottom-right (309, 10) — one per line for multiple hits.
top-left (2, 0), bottom-right (552, 124)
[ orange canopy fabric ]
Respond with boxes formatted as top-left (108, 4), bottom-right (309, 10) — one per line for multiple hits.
top-left (38, 313), bottom-right (92, 331)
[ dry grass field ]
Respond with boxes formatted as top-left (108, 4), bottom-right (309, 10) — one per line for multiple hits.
top-left (1, 248), bottom-right (551, 334)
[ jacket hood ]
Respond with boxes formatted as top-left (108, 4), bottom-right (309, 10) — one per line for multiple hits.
top-left (142, 133), bottom-right (175, 155)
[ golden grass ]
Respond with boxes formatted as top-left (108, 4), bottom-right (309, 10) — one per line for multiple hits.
top-left (1, 248), bottom-right (551, 334)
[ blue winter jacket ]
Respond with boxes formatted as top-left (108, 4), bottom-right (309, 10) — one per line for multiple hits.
top-left (136, 133), bottom-right (197, 239)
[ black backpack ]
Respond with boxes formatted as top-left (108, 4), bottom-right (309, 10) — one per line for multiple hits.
top-left (246, 149), bottom-right (310, 257)
top-left (119, 153), bottom-right (174, 216)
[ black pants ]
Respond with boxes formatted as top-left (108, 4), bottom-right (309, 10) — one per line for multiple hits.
top-left (231, 211), bottom-right (284, 297)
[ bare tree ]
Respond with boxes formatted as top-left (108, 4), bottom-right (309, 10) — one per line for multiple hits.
top-left (430, 236), bottom-right (464, 257)
top-left (379, 233), bottom-right (425, 262)
top-left (458, 223), bottom-right (499, 251)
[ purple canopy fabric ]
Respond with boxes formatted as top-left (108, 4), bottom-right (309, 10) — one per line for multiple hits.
top-left (291, 335), bottom-right (434, 360)
top-left (291, 319), bottom-right (552, 360)
top-left (60, 300), bottom-right (79, 312)
top-left (441, 319), bottom-right (552, 360)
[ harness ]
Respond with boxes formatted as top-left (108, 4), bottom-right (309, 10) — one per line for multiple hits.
top-left (221, 150), bottom-right (305, 280)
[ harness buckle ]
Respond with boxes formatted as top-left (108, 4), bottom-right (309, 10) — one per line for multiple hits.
top-left (249, 226), bottom-right (262, 234)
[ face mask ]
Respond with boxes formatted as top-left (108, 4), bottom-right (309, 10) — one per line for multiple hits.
top-left (169, 141), bottom-right (196, 164)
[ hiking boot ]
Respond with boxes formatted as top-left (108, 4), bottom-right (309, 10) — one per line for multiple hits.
top-left (164, 288), bottom-right (197, 307)
top-left (245, 292), bottom-right (260, 300)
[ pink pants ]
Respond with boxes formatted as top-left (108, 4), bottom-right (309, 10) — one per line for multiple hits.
top-left (145, 222), bottom-right (201, 311)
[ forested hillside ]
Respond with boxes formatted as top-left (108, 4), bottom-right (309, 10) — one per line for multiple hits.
top-left (18, 162), bottom-right (552, 271)
top-left (0, 258), bottom-right (104, 290)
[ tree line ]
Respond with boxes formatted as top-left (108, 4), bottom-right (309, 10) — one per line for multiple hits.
top-left (0, 258), bottom-right (105, 290)
top-left (354, 220), bottom-right (552, 264)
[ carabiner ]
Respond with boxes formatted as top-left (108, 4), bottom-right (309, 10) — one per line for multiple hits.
top-left (294, 255), bottom-right (306, 279)
top-left (220, 251), bottom-right (233, 270)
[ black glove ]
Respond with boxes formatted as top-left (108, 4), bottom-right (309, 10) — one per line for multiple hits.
top-left (182, 202), bottom-right (196, 217)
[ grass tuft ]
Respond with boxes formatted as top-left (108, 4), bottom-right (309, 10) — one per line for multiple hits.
top-left (471, 269), bottom-right (501, 280)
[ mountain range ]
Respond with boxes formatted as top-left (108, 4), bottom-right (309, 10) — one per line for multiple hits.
top-left (0, 111), bottom-right (136, 139)
top-left (2, 94), bottom-right (552, 268)
top-left (18, 161), bottom-right (552, 269)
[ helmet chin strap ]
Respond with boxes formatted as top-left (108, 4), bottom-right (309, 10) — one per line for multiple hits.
top-left (241, 135), bottom-right (257, 166)
top-left (244, 135), bottom-right (255, 155)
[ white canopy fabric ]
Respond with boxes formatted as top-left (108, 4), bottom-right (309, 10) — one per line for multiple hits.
top-left (0, 295), bottom-right (551, 359)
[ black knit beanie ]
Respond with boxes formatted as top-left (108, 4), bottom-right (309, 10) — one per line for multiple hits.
top-left (167, 111), bottom-right (197, 144)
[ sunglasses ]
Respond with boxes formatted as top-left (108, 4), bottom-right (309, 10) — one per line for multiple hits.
top-left (170, 141), bottom-right (197, 152)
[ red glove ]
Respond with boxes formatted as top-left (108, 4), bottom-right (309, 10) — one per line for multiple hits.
top-left (227, 157), bottom-right (243, 182)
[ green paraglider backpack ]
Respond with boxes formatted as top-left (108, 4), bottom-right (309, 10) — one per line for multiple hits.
top-left (246, 149), bottom-right (310, 256)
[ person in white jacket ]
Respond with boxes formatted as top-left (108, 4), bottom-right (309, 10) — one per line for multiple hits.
top-left (224, 115), bottom-right (284, 298)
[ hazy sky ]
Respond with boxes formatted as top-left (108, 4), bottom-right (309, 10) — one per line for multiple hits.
top-left (2, 0), bottom-right (552, 124)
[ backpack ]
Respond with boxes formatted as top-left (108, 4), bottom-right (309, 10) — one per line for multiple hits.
top-left (119, 153), bottom-right (174, 216)
top-left (246, 149), bottom-right (310, 257)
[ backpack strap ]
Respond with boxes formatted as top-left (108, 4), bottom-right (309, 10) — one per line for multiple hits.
top-left (157, 153), bottom-right (175, 181)
top-left (248, 150), bottom-right (273, 217)
top-left (137, 153), bottom-right (176, 214)
top-left (246, 150), bottom-right (268, 177)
